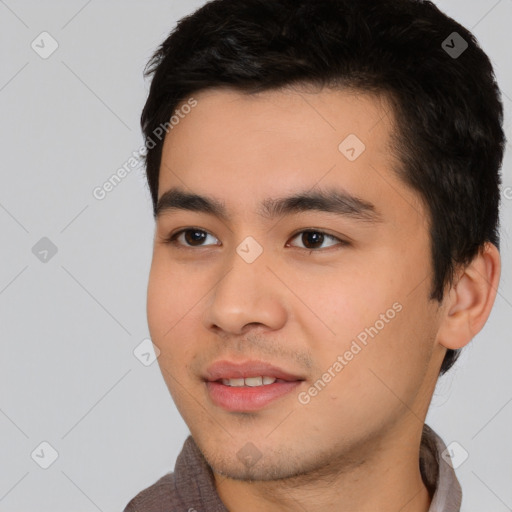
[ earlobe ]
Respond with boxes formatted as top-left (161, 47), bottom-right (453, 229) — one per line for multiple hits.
top-left (437, 242), bottom-right (501, 350)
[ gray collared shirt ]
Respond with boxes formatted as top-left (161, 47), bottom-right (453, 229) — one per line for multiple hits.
top-left (124, 424), bottom-right (462, 511)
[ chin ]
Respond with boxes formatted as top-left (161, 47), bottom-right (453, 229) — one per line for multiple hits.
top-left (208, 456), bottom-right (305, 482)
top-left (199, 440), bottom-right (319, 482)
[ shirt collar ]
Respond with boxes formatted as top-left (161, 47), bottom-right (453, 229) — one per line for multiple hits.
top-left (421, 424), bottom-right (463, 511)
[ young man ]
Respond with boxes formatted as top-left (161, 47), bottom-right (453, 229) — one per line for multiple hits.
top-left (124, 0), bottom-right (504, 510)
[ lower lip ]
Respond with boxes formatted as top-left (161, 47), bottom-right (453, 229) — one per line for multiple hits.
top-left (205, 380), bottom-right (303, 412)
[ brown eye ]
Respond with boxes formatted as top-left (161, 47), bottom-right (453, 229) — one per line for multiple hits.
top-left (182, 230), bottom-right (208, 246)
top-left (166, 229), bottom-right (219, 247)
top-left (301, 231), bottom-right (325, 249)
top-left (288, 230), bottom-right (346, 251)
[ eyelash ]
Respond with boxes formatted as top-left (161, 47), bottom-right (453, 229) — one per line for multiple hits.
top-left (163, 228), bottom-right (349, 252)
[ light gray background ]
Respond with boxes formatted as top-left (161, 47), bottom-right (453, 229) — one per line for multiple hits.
top-left (0, 1), bottom-right (510, 511)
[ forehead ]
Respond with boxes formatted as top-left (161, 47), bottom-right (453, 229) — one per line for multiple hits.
top-left (166, 86), bottom-right (393, 157)
top-left (158, 86), bottom-right (425, 228)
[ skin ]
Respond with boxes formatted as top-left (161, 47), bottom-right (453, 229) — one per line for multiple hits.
top-left (146, 86), bottom-right (501, 512)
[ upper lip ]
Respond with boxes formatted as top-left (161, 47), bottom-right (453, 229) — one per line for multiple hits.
top-left (204, 360), bottom-right (305, 382)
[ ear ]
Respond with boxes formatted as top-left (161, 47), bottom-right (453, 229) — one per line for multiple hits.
top-left (437, 242), bottom-right (501, 350)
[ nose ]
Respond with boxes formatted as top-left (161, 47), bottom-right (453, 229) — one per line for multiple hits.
top-left (202, 244), bottom-right (288, 336)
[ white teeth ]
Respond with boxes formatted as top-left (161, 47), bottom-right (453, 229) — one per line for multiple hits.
top-left (245, 377), bottom-right (263, 386)
top-left (245, 376), bottom-right (263, 387)
top-left (221, 376), bottom-right (278, 387)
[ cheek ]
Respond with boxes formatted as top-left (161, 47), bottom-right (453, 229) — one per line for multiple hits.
top-left (291, 263), bottom-right (391, 346)
top-left (338, 285), bottom-right (436, 406)
top-left (146, 260), bottom-right (169, 339)
top-left (146, 255), bottom-right (212, 380)
top-left (146, 255), bottom-right (194, 342)
top-left (298, 255), bottom-right (431, 382)
top-left (147, 259), bottom-right (202, 401)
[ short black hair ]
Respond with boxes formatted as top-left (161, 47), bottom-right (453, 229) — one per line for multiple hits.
top-left (140, 0), bottom-right (505, 375)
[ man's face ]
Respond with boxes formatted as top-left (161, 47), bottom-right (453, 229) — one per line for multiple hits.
top-left (147, 87), bottom-right (447, 480)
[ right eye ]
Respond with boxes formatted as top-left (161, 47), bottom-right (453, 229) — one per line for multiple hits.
top-left (164, 228), bottom-right (220, 248)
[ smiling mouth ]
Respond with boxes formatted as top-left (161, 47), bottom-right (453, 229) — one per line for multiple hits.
top-left (216, 376), bottom-right (291, 387)
top-left (205, 379), bottom-right (304, 412)
top-left (202, 359), bottom-right (306, 411)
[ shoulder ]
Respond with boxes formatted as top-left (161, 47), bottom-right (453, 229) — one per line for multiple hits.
top-left (122, 472), bottom-right (185, 512)
top-left (122, 435), bottom-right (226, 512)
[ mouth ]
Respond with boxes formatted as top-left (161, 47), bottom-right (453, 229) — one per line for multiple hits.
top-left (203, 360), bottom-right (306, 412)
top-left (216, 376), bottom-right (291, 387)
top-left (203, 359), bottom-right (305, 382)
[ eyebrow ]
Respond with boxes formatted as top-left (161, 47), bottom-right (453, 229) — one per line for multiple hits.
top-left (155, 186), bottom-right (382, 224)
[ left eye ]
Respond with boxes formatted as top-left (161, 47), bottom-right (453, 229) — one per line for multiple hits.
top-left (287, 230), bottom-right (344, 250)
top-left (165, 228), bottom-right (345, 251)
